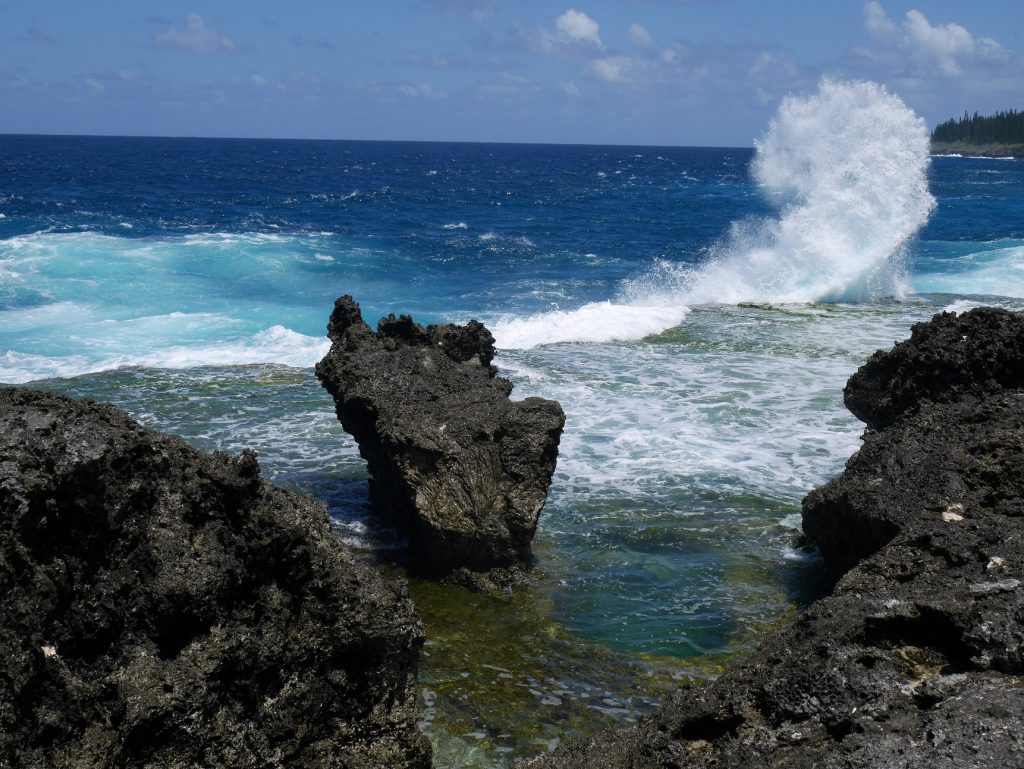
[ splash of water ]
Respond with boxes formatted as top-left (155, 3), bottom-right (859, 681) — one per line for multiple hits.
top-left (682, 78), bottom-right (935, 304)
top-left (494, 78), bottom-right (935, 349)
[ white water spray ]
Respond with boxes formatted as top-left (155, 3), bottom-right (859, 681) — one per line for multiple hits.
top-left (493, 79), bottom-right (935, 349)
top-left (683, 78), bottom-right (935, 304)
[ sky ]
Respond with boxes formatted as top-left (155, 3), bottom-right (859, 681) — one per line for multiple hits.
top-left (1, 1), bottom-right (1022, 146)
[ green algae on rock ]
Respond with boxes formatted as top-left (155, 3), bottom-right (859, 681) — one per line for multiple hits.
top-left (409, 527), bottom-right (813, 769)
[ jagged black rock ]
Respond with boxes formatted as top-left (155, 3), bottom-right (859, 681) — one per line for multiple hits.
top-left (316, 295), bottom-right (565, 586)
top-left (0, 388), bottom-right (431, 769)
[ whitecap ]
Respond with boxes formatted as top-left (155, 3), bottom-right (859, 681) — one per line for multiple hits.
top-left (0, 325), bottom-right (330, 384)
top-left (491, 301), bottom-right (689, 349)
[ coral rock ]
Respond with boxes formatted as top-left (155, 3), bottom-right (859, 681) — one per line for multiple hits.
top-left (316, 295), bottom-right (565, 583)
top-left (0, 387), bottom-right (431, 769)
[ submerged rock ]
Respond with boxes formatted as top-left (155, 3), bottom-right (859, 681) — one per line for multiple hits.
top-left (0, 387), bottom-right (430, 769)
top-left (522, 307), bottom-right (1024, 769)
top-left (315, 295), bottom-right (565, 584)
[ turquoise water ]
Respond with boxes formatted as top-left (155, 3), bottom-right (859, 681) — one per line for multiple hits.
top-left (3, 82), bottom-right (1024, 766)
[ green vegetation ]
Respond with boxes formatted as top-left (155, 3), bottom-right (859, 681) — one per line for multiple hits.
top-left (932, 109), bottom-right (1024, 144)
top-left (930, 110), bottom-right (1024, 157)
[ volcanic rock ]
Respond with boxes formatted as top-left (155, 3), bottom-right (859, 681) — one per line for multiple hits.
top-left (844, 305), bottom-right (1024, 429)
top-left (521, 307), bottom-right (1024, 769)
top-left (315, 295), bottom-right (565, 583)
top-left (0, 387), bottom-right (431, 769)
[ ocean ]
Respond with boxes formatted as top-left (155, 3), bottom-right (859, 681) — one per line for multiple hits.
top-left (2, 81), bottom-right (1023, 767)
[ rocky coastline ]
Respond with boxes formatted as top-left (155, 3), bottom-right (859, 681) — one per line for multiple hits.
top-left (930, 142), bottom-right (1024, 158)
top-left (0, 388), bottom-right (431, 768)
top-left (2, 306), bottom-right (1021, 769)
top-left (521, 306), bottom-right (1024, 769)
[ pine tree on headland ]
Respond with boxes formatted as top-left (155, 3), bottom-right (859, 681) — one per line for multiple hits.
top-left (931, 109), bottom-right (1024, 144)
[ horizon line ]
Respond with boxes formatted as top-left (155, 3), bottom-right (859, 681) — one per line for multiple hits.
top-left (0, 131), bottom-right (755, 151)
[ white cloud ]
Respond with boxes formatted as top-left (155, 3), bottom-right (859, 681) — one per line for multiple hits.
top-left (863, 1), bottom-right (896, 39)
top-left (747, 52), bottom-right (801, 108)
top-left (479, 72), bottom-right (537, 96)
top-left (154, 13), bottom-right (239, 53)
top-left (586, 55), bottom-right (643, 84)
top-left (556, 9), bottom-right (602, 48)
top-left (629, 23), bottom-right (651, 47)
top-left (560, 80), bottom-right (580, 96)
top-left (535, 9), bottom-right (602, 53)
top-left (863, 2), bottom-right (1006, 77)
top-left (749, 51), bottom-right (798, 81)
top-left (585, 42), bottom-right (707, 86)
top-left (903, 11), bottom-right (981, 75)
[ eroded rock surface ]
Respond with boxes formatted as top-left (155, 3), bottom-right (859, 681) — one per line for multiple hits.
top-left (521, 307), bottom-right (1024, 769)
top-left (845, 305), bottom-right (1024, 429)
top-left (0, 387), bottom-right (431, 769)
top-left (315, 296), bottom-right (565, 583)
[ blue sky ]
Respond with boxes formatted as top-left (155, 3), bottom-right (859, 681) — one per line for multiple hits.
top-left (2, 1), bottom-right (1021, 145)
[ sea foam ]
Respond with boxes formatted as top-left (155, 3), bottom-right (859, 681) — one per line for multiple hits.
top-left (682, 79), bottom-right (934, 305)
top-left (493, 79), bottom-right (935, 349)
top-left (493, 301), bottom-right (689, 349)
top-left (0, 325), bottom-right (329, 384)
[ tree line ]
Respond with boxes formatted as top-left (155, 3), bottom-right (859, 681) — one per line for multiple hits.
top-left (931, 109), bottom-right (1024, 145)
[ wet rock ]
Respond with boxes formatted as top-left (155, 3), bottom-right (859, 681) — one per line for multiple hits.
top-left (845, 306), bottom-right (1024, 429)
top-left (315, 295), bottom-right (565, 583)
top-left (521, 307), bottom-right (1024, 769)
top-left (0, 387), bottom-right (431, 769)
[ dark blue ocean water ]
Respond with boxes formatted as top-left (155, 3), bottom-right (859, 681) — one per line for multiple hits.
top-left (2, 126), bottom-right (1023, 767)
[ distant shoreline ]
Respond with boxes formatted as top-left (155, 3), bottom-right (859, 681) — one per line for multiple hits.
top-left (931, 141), bottom-right (1024, 158)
